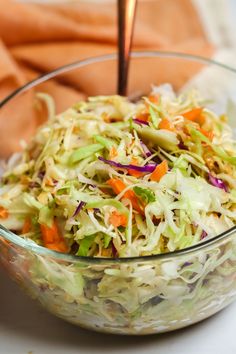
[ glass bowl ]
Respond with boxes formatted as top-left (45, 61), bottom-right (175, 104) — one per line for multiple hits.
top-left (0, 52), bottom-right (236, 335)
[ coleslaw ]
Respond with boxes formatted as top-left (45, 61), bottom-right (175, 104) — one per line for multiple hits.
top-left (1, 85), bottom-right (236, 258)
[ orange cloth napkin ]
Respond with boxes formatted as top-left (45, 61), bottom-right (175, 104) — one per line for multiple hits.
top-left (0, 0), bottom-right (214, 156)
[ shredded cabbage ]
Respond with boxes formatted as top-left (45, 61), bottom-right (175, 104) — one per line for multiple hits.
top-left (1, 87), bottom-right (236, 258)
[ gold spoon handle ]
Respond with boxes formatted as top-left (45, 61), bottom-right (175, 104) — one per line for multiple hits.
top-left (117, 0), bottom-right (137, 96)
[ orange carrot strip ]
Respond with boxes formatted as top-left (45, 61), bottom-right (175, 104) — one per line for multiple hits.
top-left (40, 220), bottom-right (68, 253)
top-left (45, 178), bottom-right (55, 187)
top-left (199, 128), bottom-right (214, 141)
top-left (109, 211), bottom-right (127, 227)
top-left (148, 94), bottom-right (159, 104)
top-left (107, 178), bottom-right (143, 213)
top-left (109, 146), bottom-right (118, 158)
top-left (22, 218), bottom-right (32, 234)
top-left (47, 241), bottom-right (68, 253)
top-left (107, 178), bottom-right (126, 195)
top-left (0, 206), bottom-right (8, 219)
top-left (135, 112), bottom-right (150, 122)
top-left (128, 158), bottom-right (144, 178)
top-left (159, 119), bottom-right (174, 131)
top-left (40, 223), bottom-right (55, 244)
top-left (101, 248), bottom-right (111, 257)
top-left (102, 112), bottom-right (110, 123)
top-left (150, 160), bottom-right (168, 182)
top-left (182, 108), bottom-right (203, 122)
top-left (197, 114), bottom-right (205, 125)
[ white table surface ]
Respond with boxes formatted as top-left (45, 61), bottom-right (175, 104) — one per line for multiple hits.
top-left (1, 265), bottom-right (236, 354)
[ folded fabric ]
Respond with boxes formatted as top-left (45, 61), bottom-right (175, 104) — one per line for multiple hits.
top-left (0, 0), bottom-right (214, 156)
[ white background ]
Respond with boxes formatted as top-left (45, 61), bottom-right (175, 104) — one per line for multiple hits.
top-left (1, 1), bottom-right (236, 353)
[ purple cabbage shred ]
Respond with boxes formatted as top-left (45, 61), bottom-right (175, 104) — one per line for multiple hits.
top-left (29, 181), bottom-right (40, 188)
top-left (178, 142), bottom-right (188, 150)
top-left (140, 141), bottom-right (152, 158)
top-left (201, 230), bottom-right (208, 240)
top-left (73, 201), bottom-right (86, 217)
top-left (133, 118), bottom-right (149, 126)
top-left (111, 241), bottom-right (118, 257)
top-left (182, 262), bottom-right (193, 268)
top-left (208, 173), bottom-right (228, 192)
top-left (98, 156), bottom-right (157, 173)
top-left (38, 171), bottom-right (45, 180)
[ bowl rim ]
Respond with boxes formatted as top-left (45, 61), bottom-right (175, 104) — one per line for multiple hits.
top-left (2, 50), bottom-right (236, 108)
top-left (1, 50), bottom-right (236, 263)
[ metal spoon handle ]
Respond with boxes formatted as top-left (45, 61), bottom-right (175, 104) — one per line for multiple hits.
top-left (117, 0), bottom-right (137, 96)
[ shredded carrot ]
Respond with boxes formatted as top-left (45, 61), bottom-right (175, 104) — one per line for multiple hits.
top-left (128, 158), bottom-right (143, 178)
top-left (20, 175), bottom-right (30, 185)
top-left (0, 206), bottom-right (8, 219)
top-left (182, 108), bottom-right (203, 123)
top-left (102, 112), bottom-right (110, 123)
top-left (22, 218), bottom-right (31, 234)
top-left (107, 178), bottom-right (126, 195)
top-left (135, 112), bottom-right (150, 122)
top-left (109, 211), bottom-right (127, 227)
top-left (45, 178), bottom-right (54, 187)
top-left (148, 94), bottom-right (159, 104)
top-left (159, 118), bottom-right (174, 131)
top-left (40, 220), bottom-right (68, 253)
top-left (101, 248), bottom-right (111, 257)
top-left (47, 241), bottom-right (68, 253)
top-left (40, 223), bottom-right (57, 244)
top-left (72, 126), bottom-right (80, 134)
top-left (100, 187), bottom-right (110, 194)
top-left (197, 114), bottom-right (205, 125)
top-left (87, 208), bottom-right (95, 212)
top-left (199, 128), bottom-right (214, 141)
top-left (107, 178), bottom-right (142, 213)
top-left (109, 146), bottom-right (118, 158)
top-left (150, 160), bottom-right (168, 182)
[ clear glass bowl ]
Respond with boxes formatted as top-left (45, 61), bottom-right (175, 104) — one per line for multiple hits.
top-left (0, 52), bottom-right (236, 335)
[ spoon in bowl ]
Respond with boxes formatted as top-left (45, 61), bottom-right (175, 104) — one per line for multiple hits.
top-left (117, 0), bottom-right (138, 96)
